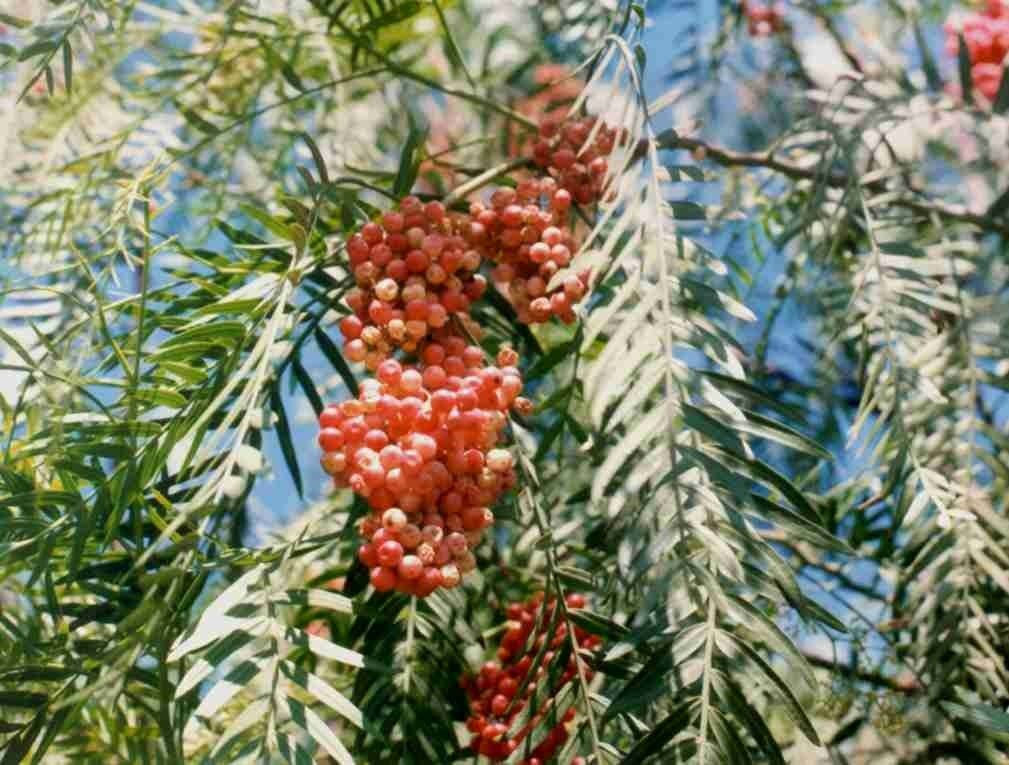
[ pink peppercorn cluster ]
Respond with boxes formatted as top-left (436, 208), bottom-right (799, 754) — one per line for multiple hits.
top-left (530, 115), bottom-right (618, 206)
top-left (742, 0), bottom-right (785, 37)
top-left (475, 180), bottom-right (590, 324)
top-left (340, 196), bottom-right (488, 371)
top-left (318, 344), bottom-right (530, 597)
top-left (462, 592), bottom-right (598, 763)
top-left (321, 85), bottom-right (628, 595)
top-left (946, 0), bottom-right (1009, 101)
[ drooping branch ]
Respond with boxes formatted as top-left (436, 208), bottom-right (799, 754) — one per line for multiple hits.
top-left (653, 129), bottom-right (1009, 238)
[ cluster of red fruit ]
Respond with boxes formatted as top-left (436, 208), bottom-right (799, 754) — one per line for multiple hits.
top-left (530, 115), bottom-right (618, 206)
top-left (339, 197), bottom-right (488, 372)
top-left (946, 0), bottom-right (1009, 102)
top-left (742, 0), bottom-right (786, 37)
top-left (475, 179), bottom-right (589, 324)
top-left (338, 113), bottom-right (614, 337)
top-left (323, 97), bottom-right (619, 595)
top-left (462, 593), bottom-right (599, 763)
top-left (319, 343), bottom-right (530, 596)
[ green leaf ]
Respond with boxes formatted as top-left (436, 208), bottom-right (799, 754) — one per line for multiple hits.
top-left (289, 223), bottom-right (307, 256)
top-left (292, 359), bottom-right (324, 416)
top-left (566, 609), bottom-right (629, 642)
top-left (192, 299), bottom-right (264, 318)
top-left (710, 671), bottom-right (785, 765)
top-left (603, 651), bottom-right (674, 721)
top-left (161, 321), bottom-right (246, 347)
top-left (709, 708), bottom-right (753, 765)
top-left (720, 632), bottom-right (820, 744)
top-left (994, 66), bottom-right (1009, 113)
top-left (987, 182), bottom-right (1009, 219)
top-left (133, 387), bottom-right (188, 408)
top-left (913, 21), bottom-right (941, 91)
top-left (280, 662), bottom-right (362, 729)
top-left (29, 706), bottom-right (71, 765)
top-left (360, 1), bottom-right (422, 32)
top-left (749, 493), bottom-right (852, 555)
top-left (314, 327), bottom-right (358, 396)
top-left (725, 594), bottom-right (816, 691)
top-left (432, 0), bottom-right (475, 88)
top-left (61, 40), bottom-right (71, 93)
top-left (683, 404), bottom-right (747, 458)
top-left (620, 702), bottom-right (693, 765)
top-left (301, 133), bottom-right (330, 185)
top-left (1, 709), bottom-right (46, 765)
top-left (50, 459), bottom-right (104, 484)
top-left (666, 164), bottom-right (705, 182)
top-left (0, 666), bottom-right (77, 683)
top-left (297, 165), bottom-right (317, 191)
top-left (735, 409), bottom-right (832, 459)
top-left (0, 491), bottom-right (81, 511)
top-left (0, 13), bottom-right (31, 28)
top-left (270, 388), bottom-right (304, 498)
top-left (392, 124), bottom-right (425, 197)
top-left (729, 454), bottom-right (824, 528)
top-left (178, 105), bottom-right (220, 135)
top-left (279, 60), bottom-right (305, 92)
top-left (0, 691), bottom-right (48, 708)
top-left (526, 338), bottom-right (578, 379)
top-left (669, 201), bottom-right (706, 220)
top-left (633, 43), bottom-right (647, 72)
top-left (957, 33), bottom-right (974, 105)
top-left (942, 701), bottom-right (1009, 742)
top-left (239, 203), bottom-right (293, 241)
top-left (698, 371), bottom-right (804, 420)
top-left (17, 40), bottom-right (56, 61)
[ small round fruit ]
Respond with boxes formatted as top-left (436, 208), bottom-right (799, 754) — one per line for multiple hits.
top-left (370, 566), bottom-right (397, 592)
top-left (376, 540), bottom-right (404, 568)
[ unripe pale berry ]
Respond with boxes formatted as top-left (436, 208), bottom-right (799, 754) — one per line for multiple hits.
top-left (446, 532), bottom-right (468, 555)
top-left (382, 507), bottom-right (407, 531)
top-left (440, 563), bottom-right (461, 588)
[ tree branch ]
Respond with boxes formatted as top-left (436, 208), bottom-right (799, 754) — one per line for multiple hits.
top-left (801, 649), bottom-right (921, 695)
top-left (654, 129), bottom-right (1009, 238)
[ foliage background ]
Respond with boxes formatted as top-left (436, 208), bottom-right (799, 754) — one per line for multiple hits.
top-left (2, 0), bottom-right (1009, 763)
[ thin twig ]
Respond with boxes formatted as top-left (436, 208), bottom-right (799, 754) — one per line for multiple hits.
top-left (800, 649), bottom-right (920, 695)
top-left (653, 129), bottom-right (1009, 238)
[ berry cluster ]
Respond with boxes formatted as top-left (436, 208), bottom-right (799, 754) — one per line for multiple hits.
top-left (319, 345), bottom-right (529, 596)
top-left (474, 180), bottom-right (589, 324)
top-left (340, 197), bottom-right (487, 371)
top-left (509, 65), bottom-right (584, 158)
top-left (946, 0), bottom-right (1009, 101)
top-left (339, 109), bottom-right (617, 339)
top-left (530, 115), bottom-right (618, 206)
top-left (462, 593), bottom-right (599, 763)
top-left (743, 1), bottom-right (786, 37)
top-left (323, 81), bottom-right (622, 596)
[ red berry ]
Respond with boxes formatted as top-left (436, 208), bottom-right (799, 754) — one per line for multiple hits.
top-left (398, 554), bottom-right (423, 580)
top-left (376, 540), bottom-right (404, 568)
top-left (491, 694), bottom-right (509, 717)
top-left (358, 544), bottom-right (378, 568)
top-left (318, 428), bottom-right (343, 452)
top-left (370, 566), bottom-right (396, 592)
top-left (340, 315), bottom-right (364, 340)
